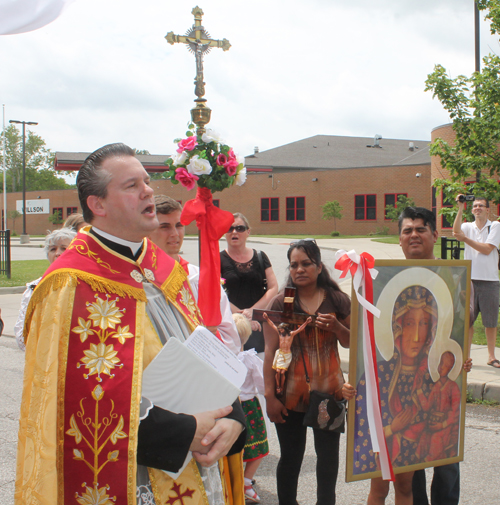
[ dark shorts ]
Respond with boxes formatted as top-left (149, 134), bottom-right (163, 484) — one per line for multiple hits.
top-left (470, 280), bottom-right (500, 328)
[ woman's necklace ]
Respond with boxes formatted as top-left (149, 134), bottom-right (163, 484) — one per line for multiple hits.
top-left (300, 288), bottom-right (323, 314)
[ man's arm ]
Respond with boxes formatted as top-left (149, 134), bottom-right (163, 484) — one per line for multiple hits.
top-left (453, 194), bottom-right (496, 255)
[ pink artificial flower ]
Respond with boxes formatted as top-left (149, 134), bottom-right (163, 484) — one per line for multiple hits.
top-left (175, 167), bottom-right (199, 190)
top-left (224, 159), bottom-right (239, 176)
top-left (176, 136), bottom-right (198, 153)
top-left (216, 153), bottom-right (228, 166)
top-left (227, 148), bottom-right (236, 160)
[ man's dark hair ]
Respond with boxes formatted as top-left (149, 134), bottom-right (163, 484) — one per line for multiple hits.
top-left (474, 196), bottom-right (490, 208)
top-left (398, 206), bottom-right (436, 234)
top-left (77, 143), bottom-right (136, 223)
top-left (154, 195), bottom-right (182, 215)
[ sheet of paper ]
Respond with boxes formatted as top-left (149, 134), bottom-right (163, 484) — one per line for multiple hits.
top-left (141, 336), bottom-right (242, 480)
top-left (184, 326), bottom-right (247, 388)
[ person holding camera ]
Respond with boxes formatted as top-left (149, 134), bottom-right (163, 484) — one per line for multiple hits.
top-left (453, 194), bottom-right (500, 368)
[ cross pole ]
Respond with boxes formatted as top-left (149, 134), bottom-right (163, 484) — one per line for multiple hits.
top-left (166, 6), bottom-right (231, 136)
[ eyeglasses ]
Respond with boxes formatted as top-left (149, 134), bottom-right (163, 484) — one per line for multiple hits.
top-left (472, 204), bottom-right (486, 209)
top-left (289, 238), bottom-right (317, 246)
top-left (228, 225), bottom-right (248, 233)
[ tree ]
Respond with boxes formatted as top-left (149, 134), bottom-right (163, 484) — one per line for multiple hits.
top-left (321, 200), bottom-right (343, 232)
top-left (424, 0), bottom-right (500, 222)
top-left (7, 210), bottom-right (21, 234)
top-left (385, 195), bottom-right (416, 222)
top-left (0, 124), bottom-right (73, 193)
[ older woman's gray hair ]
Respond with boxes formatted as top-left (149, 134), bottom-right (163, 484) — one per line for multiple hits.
top-left (44, 228), bottom-right (76, 258)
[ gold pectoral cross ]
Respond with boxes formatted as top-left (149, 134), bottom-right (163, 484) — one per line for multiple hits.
top-left (166, 6), bottom-right (231, 99)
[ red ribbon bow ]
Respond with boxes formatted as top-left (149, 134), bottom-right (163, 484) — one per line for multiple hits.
top-left (180, 187), bottom-right (234, 327)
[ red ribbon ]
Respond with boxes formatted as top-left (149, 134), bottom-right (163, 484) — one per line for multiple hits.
top-left (335, 251), bottom-right (375, 279)
top-left (180, 187), bottom-right (234, 327)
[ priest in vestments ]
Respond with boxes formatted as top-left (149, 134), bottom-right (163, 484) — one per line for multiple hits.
top-left (15, 143), bottom-right (246, 505)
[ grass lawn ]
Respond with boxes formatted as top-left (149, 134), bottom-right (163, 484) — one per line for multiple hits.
top-left (0, 260), bottom-right (49, 288)
top-left (472, 313), bottom-right (500, 347)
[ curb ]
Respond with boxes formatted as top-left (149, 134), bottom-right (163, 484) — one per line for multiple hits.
top-left (467, 379), bottom-right (500, 404)
top-left (0, 286), bottom-right (26, 294)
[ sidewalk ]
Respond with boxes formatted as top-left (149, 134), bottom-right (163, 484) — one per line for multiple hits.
top-left (2, 236), bottom-right (500, 403)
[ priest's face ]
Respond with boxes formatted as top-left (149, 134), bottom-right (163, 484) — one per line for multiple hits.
top-left (91, 155), bottom-right (158, 242)
top-left (149, 210), bottom-right (185, 260)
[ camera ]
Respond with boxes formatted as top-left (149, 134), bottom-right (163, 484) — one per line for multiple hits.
top-left (458, 195), bottom-right (475, 203)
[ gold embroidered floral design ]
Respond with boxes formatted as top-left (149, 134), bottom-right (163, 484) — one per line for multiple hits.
top-left (69, 239), bottom-right (120, 274)
top-left (66, 386), bottom-right (126, 502)
top-left (75, 483), bottom-right (117, 504)
top-left (111, 325), bottom-right (134, 345)
top-left (150, 243), bottom-right (158, 270)
top-left (180, 286), bottom-right (198, 320)
top-left (87, 297), bottom-right (123, 330)
top-left (73, 318), bottom-right (95, 343)
top-left (73, 295), bottom-right (133, 382)
top-left (78, 343), bottom-right (122, 382)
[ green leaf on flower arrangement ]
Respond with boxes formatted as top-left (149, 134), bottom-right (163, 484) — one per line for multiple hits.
top-left (186, 131), bottom-right (194, 137)
top-left (172, 179), bottom-right (179, 185)
top-left (188, 123), bottom-right (195, 130)
top-left (174, 138), bottom-right (182, 143)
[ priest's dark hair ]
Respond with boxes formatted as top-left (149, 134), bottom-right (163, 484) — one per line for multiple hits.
top-left (398, 206), bottom-right (436, 234)
top-left (77, 143), bottom-right (136, 223)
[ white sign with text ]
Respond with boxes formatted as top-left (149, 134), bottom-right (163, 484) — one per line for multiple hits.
top-left (16, 199), bottom-right (50, 214)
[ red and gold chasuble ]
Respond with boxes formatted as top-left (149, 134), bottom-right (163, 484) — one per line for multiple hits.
top-left (18, 229), bottom-right (234, 505)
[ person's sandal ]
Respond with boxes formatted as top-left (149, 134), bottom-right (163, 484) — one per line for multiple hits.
top-left (244, 484), bottom-right (260, 503)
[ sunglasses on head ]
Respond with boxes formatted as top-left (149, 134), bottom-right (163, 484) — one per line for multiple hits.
top-left (228, 225), bottom-right (248, 233)
top-left (289, 238), bottom-right (317, 246)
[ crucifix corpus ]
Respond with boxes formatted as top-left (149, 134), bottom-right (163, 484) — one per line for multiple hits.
top-left (165, 6), bottom-right (231, 135)
top-left (254, 287), bottom-right (315, 395)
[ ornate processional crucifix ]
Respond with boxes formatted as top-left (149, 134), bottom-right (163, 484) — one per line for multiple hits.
top-left (165, 6), bottom-right (231, 135)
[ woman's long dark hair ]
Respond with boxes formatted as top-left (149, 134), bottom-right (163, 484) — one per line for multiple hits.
top-left (285, 240), bottom-right (349, 319)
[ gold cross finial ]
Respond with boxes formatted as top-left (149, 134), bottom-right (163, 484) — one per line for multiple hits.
top-left (166, 6), bottom-right (231, 99)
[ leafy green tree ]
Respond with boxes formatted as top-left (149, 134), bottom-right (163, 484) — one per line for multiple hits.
top-left (0, 124), bottom-right (72, 193)
top-left (424, 0), bottom-right (500, 220)
top-left (385, 195), bottom-right (416, 222)
top-left (7, 210), bottom-right (21, 233)
top-left (321, 200), bottom-right (343, 232)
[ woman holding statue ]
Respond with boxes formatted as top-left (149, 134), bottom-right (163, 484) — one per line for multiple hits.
top-left (263, 239), bottom-right (350, 505)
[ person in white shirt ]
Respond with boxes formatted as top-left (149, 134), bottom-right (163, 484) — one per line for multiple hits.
top-left (149, 194), bottom-right (240, 354)
top-left (453, 195), bottom-right (500, 367)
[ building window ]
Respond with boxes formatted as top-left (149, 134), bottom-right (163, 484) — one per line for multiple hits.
top-left (384, 193), bottom-right (407, 219)
top-left (67, 207), bottom-right (77, 217)
top-left (355, 195), bottom-right (376, 220)
top-left (212, 199), bottom-right (220, 208)
top-left (261, 197), bottom-right (279, 222)
top-left (52, 207), bottom-right (63, 224)
top-left (286, 197), bottom-right (305, 221)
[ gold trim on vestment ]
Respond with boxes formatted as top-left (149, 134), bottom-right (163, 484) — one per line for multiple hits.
top-left (56, 284), bottom-right (75, 504)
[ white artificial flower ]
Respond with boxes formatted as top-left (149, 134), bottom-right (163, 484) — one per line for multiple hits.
top-left (202, 129), bottom-right (225, 144)
top-left (236, 153), bottom-right (245, 166)
top-left (187, 155), bottom-right (212, 176)
top-left (171, 151), bottom-right (188, 167)
top-left (235, 167), bottom-right (247, 186)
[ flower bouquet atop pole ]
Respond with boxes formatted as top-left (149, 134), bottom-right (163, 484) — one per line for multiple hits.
top-left (164, 123), bottom-right (246, 328)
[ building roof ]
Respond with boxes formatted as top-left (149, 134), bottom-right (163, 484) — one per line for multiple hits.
top-left (244, 134), bottom-right (431, 171)
top-left (54, 152), bottom-right (171, 172)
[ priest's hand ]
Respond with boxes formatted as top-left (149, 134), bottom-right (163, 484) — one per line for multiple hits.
top-left (190, 406), bottom-right (233, 454)
top-left (192, 418), bottom-right (244, 467)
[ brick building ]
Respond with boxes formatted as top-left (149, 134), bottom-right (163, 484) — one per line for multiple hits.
top-left (1, 134), bottom-right (433, 236)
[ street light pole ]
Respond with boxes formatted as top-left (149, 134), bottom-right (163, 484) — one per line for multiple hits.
top-left (9, 119), bottom-right (38, 244)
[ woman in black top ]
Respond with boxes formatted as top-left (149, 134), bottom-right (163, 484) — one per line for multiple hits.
top-left (220, 213), bottom-right (278, 352)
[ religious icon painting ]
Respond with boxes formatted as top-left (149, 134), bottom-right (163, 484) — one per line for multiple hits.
top-left (345, 260), bottom-right (471, 482)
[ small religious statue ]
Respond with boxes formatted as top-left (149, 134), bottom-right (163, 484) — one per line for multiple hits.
top-left (263, 312), bottom-right (312, 396)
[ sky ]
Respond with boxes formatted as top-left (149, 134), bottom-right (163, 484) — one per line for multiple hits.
top-left (1, 0), bottom-right (499, 176)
